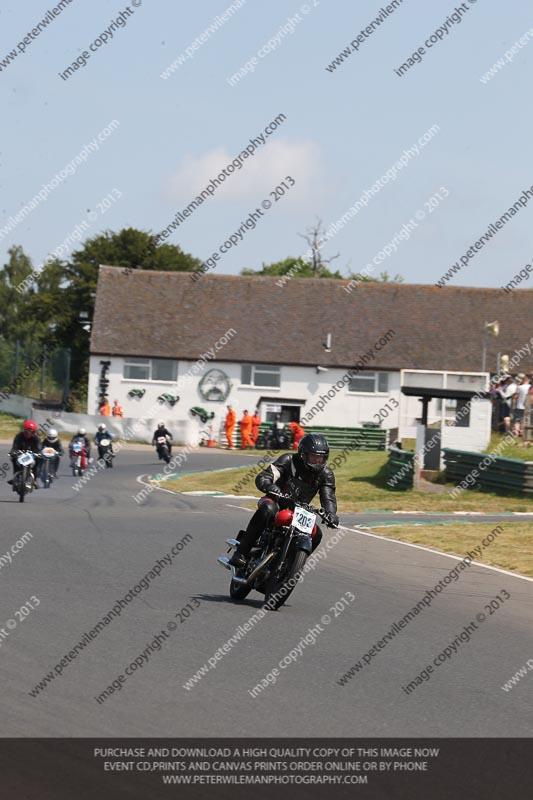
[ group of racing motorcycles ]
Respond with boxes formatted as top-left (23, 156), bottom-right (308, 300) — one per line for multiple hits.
top-left (7, 417), bottom-right (340, 611)
top-left (7, 420), bottom-right (115, 502)
top-left (6, 419), bottom-right (175, 503)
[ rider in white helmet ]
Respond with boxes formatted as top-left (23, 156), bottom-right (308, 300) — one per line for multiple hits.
top-left (69, 427), bottom-right (91, 460)
top-left (94, 422), bottom-right (114, 460)
top-left (41, 427), bottom-right (64, 478)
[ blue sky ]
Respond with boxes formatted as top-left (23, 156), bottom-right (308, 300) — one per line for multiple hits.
top-left (1, 0), bottom-right (532, 288)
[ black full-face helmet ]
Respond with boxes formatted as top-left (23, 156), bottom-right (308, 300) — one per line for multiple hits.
top-left (297, 433), bottom-right (330, 474)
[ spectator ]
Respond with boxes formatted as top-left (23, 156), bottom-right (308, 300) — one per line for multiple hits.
top-left (513, 374), bottom-right (531, 437)
top-left (224, 404), bottom-right (236, 449)
top-left (111, 399), bottom-right (124, 417)
top-left (251, 409), bottom-right (261, 446)
top-left (289, 420), bottom-right (305, 450)
top-left (239, 410), bottom-right (254, 450)
top-left (499, 376), bottom-right (517, 434)
top-left (99, 398), bottom-right (111, 416)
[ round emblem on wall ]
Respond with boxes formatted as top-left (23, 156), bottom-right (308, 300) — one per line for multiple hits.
top-left (198, 369), bottom-right (232, 402)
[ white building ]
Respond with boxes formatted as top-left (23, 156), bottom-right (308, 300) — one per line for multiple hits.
top-left (88, 268), bottom-right (528, 448)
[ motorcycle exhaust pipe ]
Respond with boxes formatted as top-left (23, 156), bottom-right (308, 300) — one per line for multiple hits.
top-left (232, 551), bottom-right (277, 586)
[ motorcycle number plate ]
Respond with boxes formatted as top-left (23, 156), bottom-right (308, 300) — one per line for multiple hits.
top-left (72, 443), bottom-right (82, 452)
top-left (157, 437), bottom-right (167, 444)
top-left (42, 447), bottom-right (56, 457)
top-left (99, 438), bottom-right (110, 446)
top-left (293, 506), bottom-right (316, 534)
top-left (18, 452), bottom-right (35, 466)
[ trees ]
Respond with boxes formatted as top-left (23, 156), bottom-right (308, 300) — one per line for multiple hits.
top-left (58, 229), bottom-right (202, 390)
top-left (242, 256), bottom-right (344, 280)
top-left (241, 219), bottom-right (404, 283)
top-left (0, 229), bottom-right (201, 399)
top-left (242, 219), bottom-right (344, 279)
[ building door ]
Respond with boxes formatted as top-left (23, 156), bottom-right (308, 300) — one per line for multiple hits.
top-left (263, 403), bottom-right (301, 423)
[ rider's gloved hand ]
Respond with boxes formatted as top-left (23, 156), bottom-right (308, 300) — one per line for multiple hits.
top-left (266, 484), bottom-right (282, 498)
top-left (327, 514), bottom-right (339, 528)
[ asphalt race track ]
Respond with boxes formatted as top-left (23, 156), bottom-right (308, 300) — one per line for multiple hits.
top-left (1, 447), bottom-right (532, 737)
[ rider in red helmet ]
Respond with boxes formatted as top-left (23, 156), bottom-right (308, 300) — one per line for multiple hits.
top-left (8, 420), bottom-right (42, 487)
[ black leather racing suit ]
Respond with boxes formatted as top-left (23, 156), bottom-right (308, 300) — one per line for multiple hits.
top-left (152, 427), bottom-right (173, 456)
top-left (9, 432), bottom-right (41, 479)
top-left (236, 452), bottom-right (338, 557)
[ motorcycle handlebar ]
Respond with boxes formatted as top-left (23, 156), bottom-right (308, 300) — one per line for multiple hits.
top-left (266, 491), bottom-right (335, 525)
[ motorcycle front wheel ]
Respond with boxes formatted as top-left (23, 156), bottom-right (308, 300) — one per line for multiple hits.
top-left (17, 469), bottom-right (26, 503)
top-left (265, 550), bottom-right (307, 610)
top-left (229, 579), bottom-right (251, 601)
top-left (42, 460), bottom-right (50, 488)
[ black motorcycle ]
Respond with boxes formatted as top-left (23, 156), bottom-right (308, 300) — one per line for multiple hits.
top-left (255, 427), bottom-right (290, 451)
top-left (40, 445), bottom-right (58, 488)
top-left (154, 435), bottom-right (171, 464)
top-left (97, 437), bottom-right (114, 468)
top-left (218, 492), bottom-right (335, 610)
top-left (11, 450), bottom-right (41, 503)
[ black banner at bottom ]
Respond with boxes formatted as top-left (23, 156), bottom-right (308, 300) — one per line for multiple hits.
top-left (0, 738), bottom-right (531, 798)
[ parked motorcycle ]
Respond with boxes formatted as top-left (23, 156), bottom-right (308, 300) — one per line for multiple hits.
top-left (255, 427), bottom-right (290, 451)
top-left (97, 437), bottom-right (114, 468)
top-left (218, 492), bottom-right (335, 610)
top-left (155, 435), bottom-right (171, 464)
top-left (70, 441), bottom-right (88, 477)
top-left (12, 450), bottom-right (40, 503)
top-left (40, 446), bottom-right (58, 488)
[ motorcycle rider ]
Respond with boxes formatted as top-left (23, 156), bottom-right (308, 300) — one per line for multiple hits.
top-left (69, 428), bottom-right (91, 465)
top-left (94, 423), bottom-right (114, 462)
top-left (8, 420), bottom-right (42, 488)
top-left (269, 414), bottom-right (287, 448)
top-left (41, 428), bottom-right (64, 478)
top-left (229, 433), bottom-right (339, 568)
top-left (152, 421), bottom-right (173, 456)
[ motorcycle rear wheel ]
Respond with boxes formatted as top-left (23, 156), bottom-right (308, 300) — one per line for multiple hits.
top-left (265, 549), bottom-right (307, 610)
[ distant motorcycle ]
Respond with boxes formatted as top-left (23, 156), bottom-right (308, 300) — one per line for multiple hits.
top-left (12, 450), bottom-right (40, 503)
top-left (40, 446), bottom-right (58, 488)
top-left (218, 492), bottom-right (336, 610)
top-left (71, 441), bottom-right (88, 477)
top-left (97, 437), bottom-right (114, 468)
top-left (155, 435), bottom-right (171, 464)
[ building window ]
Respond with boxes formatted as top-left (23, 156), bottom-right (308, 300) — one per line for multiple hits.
top-left (348, 371), bottom-right (389, 393)
top-left (124, 357), bottom-right (150, 380)
top-left (123, 358), bottom-right (177, 382)
top-left (152, 358), bottom-right (177, 382)
top-left (241, 365), bottom-right (281, 388)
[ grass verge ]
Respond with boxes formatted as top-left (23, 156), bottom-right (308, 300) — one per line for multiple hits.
top-left (162, 448), bottom-right (532, 512)
top-left (366, 522), bottom-right (533, 577)
top-left (0, 412), bottom-right (24, 439)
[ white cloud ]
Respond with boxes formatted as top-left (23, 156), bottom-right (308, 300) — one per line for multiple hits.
top-left (165, 138), bottom-right (321, 202)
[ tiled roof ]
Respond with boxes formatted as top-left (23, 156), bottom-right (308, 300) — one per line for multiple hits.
top-left (91, 267), bottom-right (533, 372)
